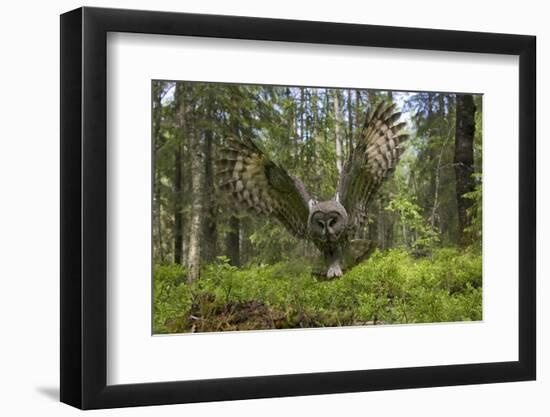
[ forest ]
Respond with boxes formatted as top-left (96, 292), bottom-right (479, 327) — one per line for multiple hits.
top-left (152, 81), bottom-right (482, 333)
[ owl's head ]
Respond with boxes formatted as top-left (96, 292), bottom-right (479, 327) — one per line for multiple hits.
top-left (308, 200), bottom-right (349, 243)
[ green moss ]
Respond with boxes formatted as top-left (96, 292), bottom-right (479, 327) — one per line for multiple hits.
top-left (153, 248), bottom-right (482, 333)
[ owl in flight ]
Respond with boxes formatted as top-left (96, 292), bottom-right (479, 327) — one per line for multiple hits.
top-left (217, 101), bottom-right (408, 279)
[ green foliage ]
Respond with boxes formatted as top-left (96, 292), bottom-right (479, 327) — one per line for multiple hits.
top-left (153, 82), bottom-right (482, 266)
top-left (153, 249), bottom-right (482, 333)
top-left (153, 264), bottom-right (193, 332)
top-left (385, 196), bottom-right (440, 252)
top-left (463, 174), bottom-right (482, 250)
top-left (248, 221), bottom-right (303, 264)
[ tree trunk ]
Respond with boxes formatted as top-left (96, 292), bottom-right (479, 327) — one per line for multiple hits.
top-left (187, 127), bottom-right (204, 282)
top-left (201, 105), bottom-right (217, 263)
top-left (432, 129), bottom-right (452, 230)
top-left (324, 89), bottom-right (330, 143)
top-left (312, 90), bottom-right (322, 183)
top-left (355, 90), bottom-right (362, 128)
top-left (454, 94), bottom-right (476, 246)
top-left (223, 91), bottom-right (243, 267)
top-left (377, 198), bottom-right (385, 250)
top-left (300, 88), bottom-right (305, 142)
top-left (173, 85), bottom-right (185, 265)
top-left (385, 215), bottom-right (394, 248)
top-left (333, 90), bottom-right (343, 175)
top-left (173, 141), bottom-right (183, 264)
top-left (347, 89), bottom-right (353, 155)
top-left (154, 168), bottom-right (164, 263)
top-left (401, 215), bottom-right (408, 248)
top-left (152, 83), bottom-right (165, 263)
top-left (225, 216), bottom-right (240, 266)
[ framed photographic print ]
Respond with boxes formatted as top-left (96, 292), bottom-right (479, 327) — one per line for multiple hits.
top-left (60, 6), bottom-right (536, 410)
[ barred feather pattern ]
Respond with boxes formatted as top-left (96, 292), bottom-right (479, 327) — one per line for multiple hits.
top-left (338, 101), bottom-right (409, 231)
top-left (216, 137), bottom-right (311, 238)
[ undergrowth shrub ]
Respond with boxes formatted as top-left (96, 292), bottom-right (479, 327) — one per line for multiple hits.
top-left (153, 248), bottom-right (482, 333)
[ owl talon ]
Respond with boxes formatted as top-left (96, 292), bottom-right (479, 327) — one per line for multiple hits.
top-left (326, 263), bottom-right (343, 279)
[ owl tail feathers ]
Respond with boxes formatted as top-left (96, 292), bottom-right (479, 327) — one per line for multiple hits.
top-left (343, 239), bottom-right (376, 270)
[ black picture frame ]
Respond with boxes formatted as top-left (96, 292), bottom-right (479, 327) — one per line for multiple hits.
top-left (60, 6), bottom-right (536, 410)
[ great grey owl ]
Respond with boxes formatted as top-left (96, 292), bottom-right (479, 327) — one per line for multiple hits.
top-left (216, 101), bottom-right (408, 278)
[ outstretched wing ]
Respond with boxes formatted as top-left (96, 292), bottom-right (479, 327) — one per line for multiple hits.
top-left (338, 101), bottom-right (409, 230)
top-left (216, 137), bottom-right (311, 238)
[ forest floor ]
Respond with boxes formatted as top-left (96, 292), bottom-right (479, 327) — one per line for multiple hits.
top-left (153, 248), bottom-right (482, 334)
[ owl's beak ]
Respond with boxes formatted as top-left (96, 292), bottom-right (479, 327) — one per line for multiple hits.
top-left (326, 218), bottom-right (337, 240)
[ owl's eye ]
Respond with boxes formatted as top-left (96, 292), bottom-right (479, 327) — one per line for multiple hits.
top-left (316, 220), bottom-right (325, 228)
top-left (328, 218), bottom-right (336, 227)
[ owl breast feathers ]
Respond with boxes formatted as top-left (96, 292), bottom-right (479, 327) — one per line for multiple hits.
top-left (216, 101), bottom-right (408, 278)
